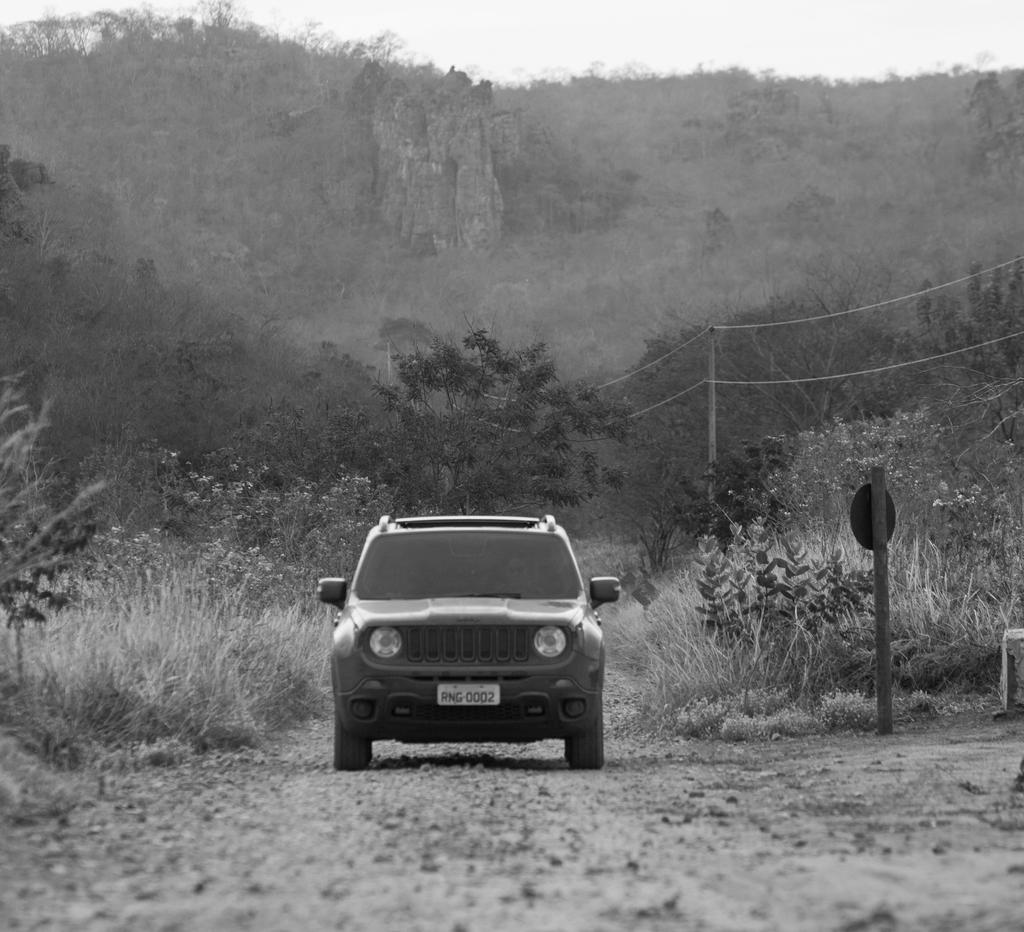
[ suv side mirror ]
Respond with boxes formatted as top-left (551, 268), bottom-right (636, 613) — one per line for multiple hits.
top-left (317, 577), bottom-right (348, 606)
top-left (589, 576), bottom-right (620, 606)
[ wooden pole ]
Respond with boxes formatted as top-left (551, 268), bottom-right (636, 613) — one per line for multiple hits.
top-left (707, 327), bottom-right (716, 500)
top-left (871, 465), bottom-right (893, 735)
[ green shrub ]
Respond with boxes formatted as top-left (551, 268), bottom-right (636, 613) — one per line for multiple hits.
top-left (818, 691), bottom-right (877, 732)
top-left (83, 441), bottom-right (389, 584)
top-left (899, 689), bottom-right (939, 717)
top-left (719, 715), bottom-right (766, 741)
top-left (737, 687), bottom-right (793, 716)
top-left (695, 519), bottom-right (873, 639)
top-left (720, 709), bottom-right (820, 741)
top-left (673, 693), bottom-right (821, 740)
top-left (771, 410), bottom-right (953, 533)
top-left (675, 697), bottom-right (732, 737)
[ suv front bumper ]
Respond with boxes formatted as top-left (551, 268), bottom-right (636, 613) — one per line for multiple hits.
top-left (333, 671), bottom-right (603, 742)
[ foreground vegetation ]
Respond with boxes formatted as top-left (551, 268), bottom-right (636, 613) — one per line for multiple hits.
top-left (3, 390), bottom-right (1019, 780)
top-left (2, 511), bottom-right (1005, 796)
top-left (2, 556), bottom-right (325, 758)
top-left (602, 531), bottom-right (1007, 736)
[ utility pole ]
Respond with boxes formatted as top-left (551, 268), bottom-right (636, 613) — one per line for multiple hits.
top-left (707, 327), bottom-right (717, 500)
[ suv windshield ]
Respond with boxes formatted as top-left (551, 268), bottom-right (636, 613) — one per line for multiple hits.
top-left (353, 531), bottom-right (583, 600)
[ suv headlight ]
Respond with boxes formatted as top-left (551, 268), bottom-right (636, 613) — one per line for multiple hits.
top-left (534, 626), bottom-right (567, 658)
top-left (368, 626), bottom-right (402, 658)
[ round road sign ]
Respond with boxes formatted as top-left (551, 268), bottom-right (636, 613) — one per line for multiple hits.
top-left (849, 483), bottom-right (896, 550)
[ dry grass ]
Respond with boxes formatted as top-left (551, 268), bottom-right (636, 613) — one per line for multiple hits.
top-left (1, 520), bottom-right (1011, 774)
top-left (604, 585), bottom-right (747, 711)
top-left (601, 529), bottom-right (1008, 732)
top-left (1, 558), bottom-right (329, 767)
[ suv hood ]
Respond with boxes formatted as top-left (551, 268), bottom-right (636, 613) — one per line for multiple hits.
top-left (349, 598), bottom-right (586, 626)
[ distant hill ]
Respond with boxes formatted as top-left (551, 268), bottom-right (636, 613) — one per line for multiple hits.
top-left (2, 9), bottom-right (1023, 384)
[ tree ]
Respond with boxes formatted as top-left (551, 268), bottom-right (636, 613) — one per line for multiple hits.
top-left (910, 259), bottom-right (1024, 442)
top-left (374, 329), bottom-right (630, 513)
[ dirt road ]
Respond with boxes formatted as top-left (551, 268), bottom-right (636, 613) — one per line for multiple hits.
top-left (3, 680), bottom-right (1024, 932)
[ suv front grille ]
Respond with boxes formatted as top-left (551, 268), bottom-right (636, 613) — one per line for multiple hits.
top-left (404, 626), bottom-right (532, 664)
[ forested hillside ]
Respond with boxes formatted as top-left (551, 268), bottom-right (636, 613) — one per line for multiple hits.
top-left (1, 6), bottom-right (1024, 543)
top-left (3, 10), bottom-right (1022, 366)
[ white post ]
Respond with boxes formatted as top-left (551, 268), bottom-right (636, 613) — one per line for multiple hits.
top-left (1001, 629), bottom-right (1024, 713)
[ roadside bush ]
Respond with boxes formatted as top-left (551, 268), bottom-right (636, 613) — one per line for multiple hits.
top-left (693, 520), bottom-right (874, 695)
top-left (3, 420), bottom-right (390, 768)
top-left (665, 688), bottom-right (940, 740)
top-left (696, 520), bottom-right (873, 639)
top-left (818, 691), bottom-right (877, 732)
top-left (771, 409), bottom-right (952, 533)
top-left (737, 687), bottom-right (792, 716)
top-left (0, 555), bottom-right (328, 765)
top-left (899, 689), bottom-right (939, 717)
top-left (606, 515), bottom-right (1008, 735)
top-left (81, 441), bottom-right (391, 599)
top-left (720, 709), bottom-right (820, 741)
top-left (772, 409), bottom-right (1024, 607)
top-left (670, 693), bottom-right (821, 739)
top-left (675, 697), bottom-right (731, 737)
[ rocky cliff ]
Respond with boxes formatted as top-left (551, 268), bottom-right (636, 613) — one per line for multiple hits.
top-left (354, 64), bottom-right (520, 254)
top-left (0, 146), bottom-right (25, 237)
top-left (0, 145), bottom-right (52, 239)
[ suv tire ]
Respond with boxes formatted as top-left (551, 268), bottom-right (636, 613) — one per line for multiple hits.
top-left (565, 692), bottom-right (604, 770)
top-left (334, 710), bottom-right (372, 771)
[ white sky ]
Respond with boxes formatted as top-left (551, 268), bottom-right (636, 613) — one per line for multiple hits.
top-left (4, 0), bottom-right (1023, 84)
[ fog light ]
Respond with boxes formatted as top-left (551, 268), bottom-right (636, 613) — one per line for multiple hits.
top-left (351, 699), bottom-right (375, 720)
top-left (563, 699), bottom-right (586, 718)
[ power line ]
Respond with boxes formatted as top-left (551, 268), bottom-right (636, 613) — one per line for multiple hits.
top-left (715, 256), bottom-right (1023, 331)
top-left (596, 327), bottom-right (711, 389)
top-left (597, 255), bottom-right (1023, 390)
top-left (711, 328), bottom-right (1024, 386)
top-left (627, 379), bottom-right (706, 418)
top-left (625, 330), bottom-right (1024, 417)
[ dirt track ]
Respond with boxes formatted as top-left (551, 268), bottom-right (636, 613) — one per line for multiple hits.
top-left (3, 677), bottom-right (1024, 932)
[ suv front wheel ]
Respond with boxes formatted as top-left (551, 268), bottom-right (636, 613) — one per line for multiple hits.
top-left (334, 711), bottom-right (372, 771)
top-left (565, 693), bottom-right (604, 769)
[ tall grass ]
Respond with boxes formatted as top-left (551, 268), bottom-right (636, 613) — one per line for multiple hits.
top-left (602, 527), bottom-right (1011, 728)
top-left (1, 556), bottom-right (329, 765)
top-left (887, 534), bottom-right (1015, 690)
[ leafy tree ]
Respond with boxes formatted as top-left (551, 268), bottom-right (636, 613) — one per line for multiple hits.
top-left (374, 329), bottom-right (630, 513)
top-left (967, 72), bottom-right (1024, 176)
top-left (908, 259), bottom-right (1024, 442)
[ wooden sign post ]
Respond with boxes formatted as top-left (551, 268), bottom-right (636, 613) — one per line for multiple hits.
top-left (869, 466), bottom-right (893, 735)
top-left (850, 466), bottom-right (896, 736)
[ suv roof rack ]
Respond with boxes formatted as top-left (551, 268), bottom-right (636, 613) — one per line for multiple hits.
top-left (390, 515), bottom-right (548, 530)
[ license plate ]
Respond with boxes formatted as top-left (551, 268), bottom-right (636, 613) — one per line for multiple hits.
top-left (436, 683), bottom-right (500, 706)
